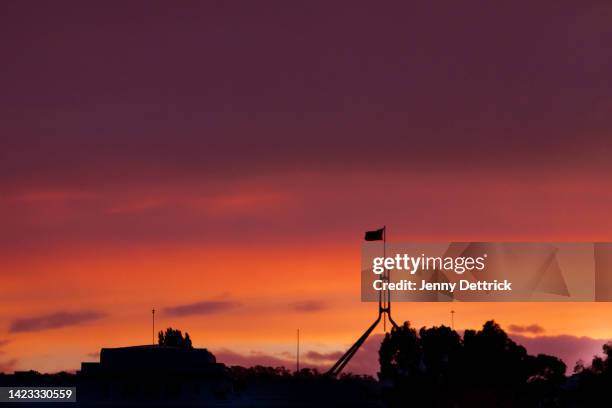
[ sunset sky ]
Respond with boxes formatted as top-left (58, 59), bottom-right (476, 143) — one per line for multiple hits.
top-left (1, 1), bottom-right (612, 375)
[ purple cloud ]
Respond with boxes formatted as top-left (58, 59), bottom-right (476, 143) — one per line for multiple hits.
top-left (305, 350), bottom-right (344, 361)
top-left (510, 334), bottom-right (611, 370)
top-left (9, 311), bottom-right (105, 333)
top-left (213, 334), bottom-right (383, 377)
top-left (163, 300), bottom-right (238, 317)
top-left (213, 348), bottom-right (358, 373)
top-left (508, 324), bottom-right (545, 334)
top-left (291, 301), bottom-right (327, 313)
top-left (214, 349), bottom-right (300, 369)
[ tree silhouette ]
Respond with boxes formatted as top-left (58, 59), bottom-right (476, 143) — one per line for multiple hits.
top-left (570, 341), bottom-right (612, 406)
top-left (157, 327), bottom-right (193, 348)
top-left (379, 320), bottom-right (566, 407)
top-left (419, 324), bottom-right (462, 383)
top-left (379, 321), bottom-right (421, 382)
top-left (462, 320), bottom-right (530, 390)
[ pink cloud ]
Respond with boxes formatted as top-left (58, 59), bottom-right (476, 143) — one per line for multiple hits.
top-left (510, 334), bottom-right (611, 370)
top-left (213, 334), bottom-right (384, 377)
top-left (305, 350), bottom-right (344, 361)
top-left (508, 324), bottom-right (546, 334)
top-left (214, 348), bottom-right (299, 369)
top-left (214, 348), bottom-right (345, 373)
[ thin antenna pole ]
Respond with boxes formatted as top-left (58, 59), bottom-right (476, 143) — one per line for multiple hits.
top-left (297, 329), bottom-right (300, 372)
top-left (152, 308), bottom-right (155, 345)
top-left (451, 310), bottom-right (455, 330)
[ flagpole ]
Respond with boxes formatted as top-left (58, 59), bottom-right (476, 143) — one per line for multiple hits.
top-left (384, 226), bottom-right (398, 329)
top-left (378, 228), bottom-right (383, 317)
top-left (327, 225), bottom-right (397, 377)
top-left (383, 225), bottom-right (386, 332)
top-left (385, 226), bottom-right (388, 314)
top-left (386, 226), bottom-right (390, 327)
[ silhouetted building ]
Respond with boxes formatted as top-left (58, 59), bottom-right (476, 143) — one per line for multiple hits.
top-left (78, 345), bottom-right (232, 404)
top-left (80, 345), bottom-right (217, 375)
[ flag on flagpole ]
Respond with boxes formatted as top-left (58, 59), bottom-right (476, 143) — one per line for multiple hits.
top-left (364, 228), bottom-right (384, 241)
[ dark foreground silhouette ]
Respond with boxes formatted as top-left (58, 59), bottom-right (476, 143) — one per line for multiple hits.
top-left (380, 320), bottom-right (565, 407)
top-left (1, 323), bottom-right (611, 407)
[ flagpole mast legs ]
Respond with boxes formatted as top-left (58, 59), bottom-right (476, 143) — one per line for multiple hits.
top-left (327, 312), bottom-right (382, 377)
top-left (327, 226), bottom-right (398, 377)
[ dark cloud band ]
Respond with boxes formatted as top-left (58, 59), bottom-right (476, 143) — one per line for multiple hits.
top-left (163, 300), bottom-right (238, 317)
top-left (9, 311), bottom-right (105, 333)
